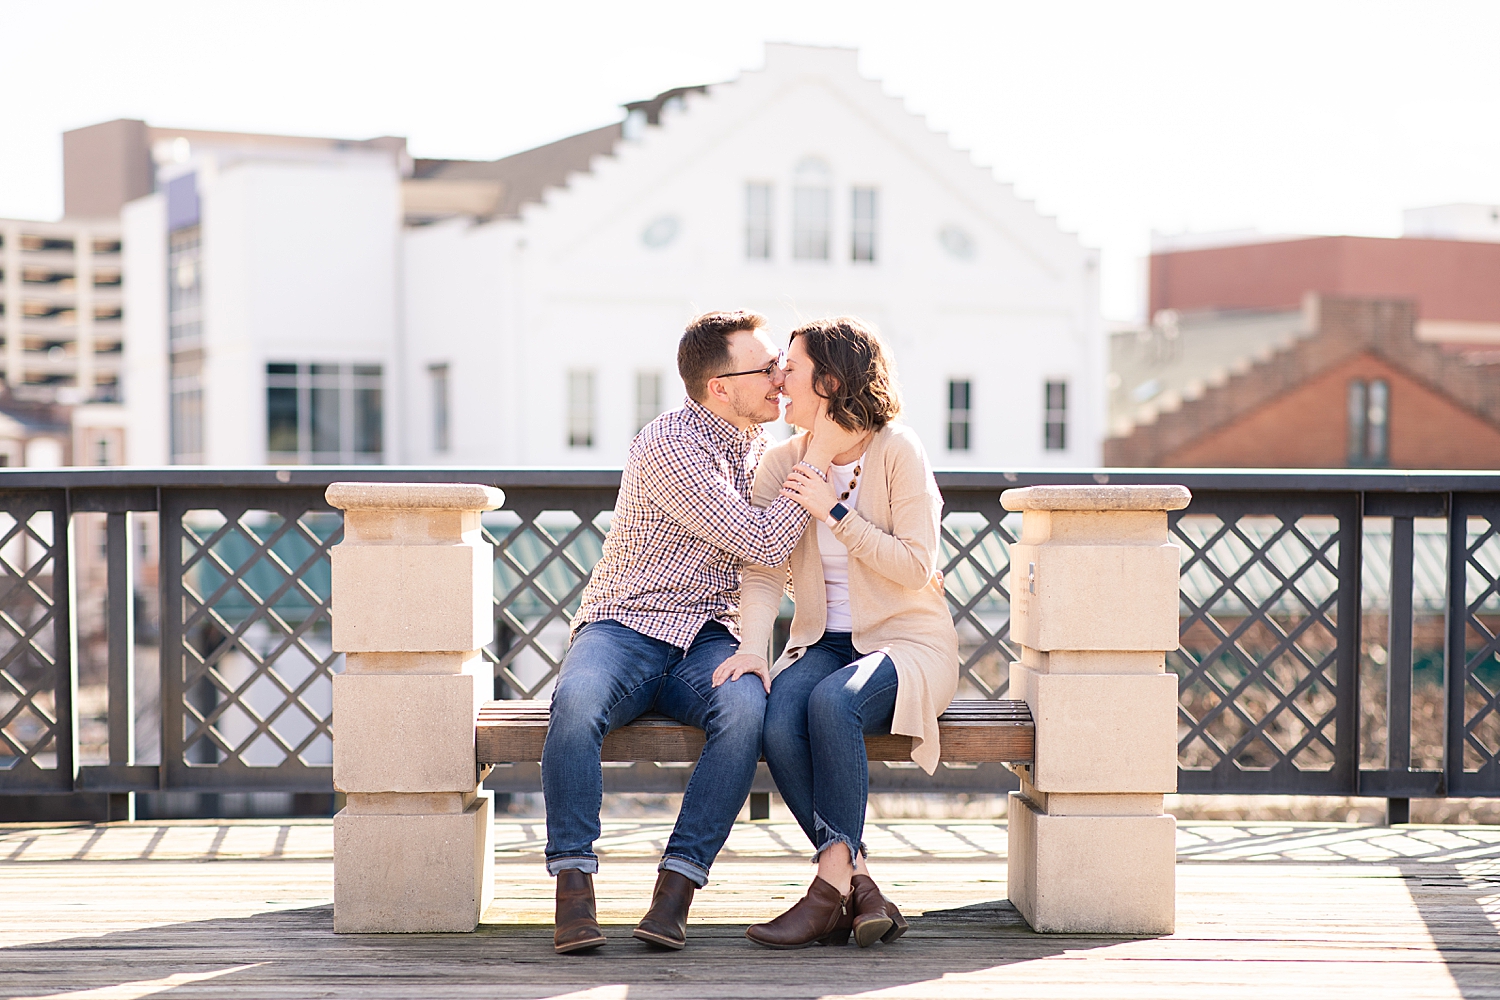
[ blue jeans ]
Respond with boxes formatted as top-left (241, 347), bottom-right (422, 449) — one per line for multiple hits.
top-left (762, 632), bottom-right (899, 864)
top-left (541, 619), bottom-right (765, 887)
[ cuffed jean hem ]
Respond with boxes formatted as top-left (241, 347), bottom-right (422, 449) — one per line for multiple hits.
top-left (547, 855), bottom-right (599, 876)
top-left (659, 854), bottom-right (710, 888)
top-left (810, 809), bottom-right (867, 868)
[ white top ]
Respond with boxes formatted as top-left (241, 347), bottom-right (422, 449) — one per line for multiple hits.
top-left (816, 455), bottom-right (865, 632)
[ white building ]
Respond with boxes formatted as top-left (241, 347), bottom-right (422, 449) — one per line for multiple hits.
top-left (405, 44), bottom-right (1102, 469)
top-left (122, 131), bottom-right (404, 465)
top-left (114, 44), bottom-right (1101, 469)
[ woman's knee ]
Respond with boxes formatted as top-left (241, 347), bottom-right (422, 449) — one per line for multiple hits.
top-left (806, 673), bottom-right (859, 730)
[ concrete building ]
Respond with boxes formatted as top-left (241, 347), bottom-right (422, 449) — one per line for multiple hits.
top-left (402, 44), bottom-right (1103, 468)
top-left (117, 127), bottom-right (405, 465)
top-left (0, 217), bottom-right (124, 407)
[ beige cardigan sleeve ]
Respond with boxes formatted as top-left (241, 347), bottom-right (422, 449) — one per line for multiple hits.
top-left (828, 431), bottom-right (941, 591)
top-left (737, 445), bottom-right (796, 657)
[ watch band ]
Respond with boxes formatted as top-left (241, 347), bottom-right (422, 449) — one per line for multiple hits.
top-left (828, 502), bottom-right (850, 522)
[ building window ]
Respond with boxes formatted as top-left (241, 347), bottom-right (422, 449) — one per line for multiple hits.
top-left (167, 227), bottom-right (201, 345)
top-left (265, 362), bottom-right (383, 464)
top-left (568, 370), bottom-right (595, 448)
top-left (1044, 380), bottom-right (1068, 451)
top-left (1348, 378), bottom-right (1389, 466)
top-left (851, 187), bottom-right (878, 262)
top-left (636, 371), bottom-right (662, 433)
top-left (792, 158), bottom-right (831, 261)
top-left (745, 183), bottom-right (773, 260)
top-left (170, 356), bottom-right (203, 464)
top-left (947, 379), bottom-right (972, 452)
top-left (429, 363), bottom-right (450, 453)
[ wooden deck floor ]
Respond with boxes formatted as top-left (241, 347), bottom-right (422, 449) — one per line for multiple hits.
top-left (2, 818), bottom-right (1499, 999)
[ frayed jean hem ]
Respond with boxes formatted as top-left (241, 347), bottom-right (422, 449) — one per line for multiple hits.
top-left (811, 810), bottom-right (866, 869)
top-left (547, 855), bottom-right (599, 876)
top-left (659, 854), bottom-right (710, 888)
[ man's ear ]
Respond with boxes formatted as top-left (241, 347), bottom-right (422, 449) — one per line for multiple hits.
top-left (705, 376), bottom-right (730, 405)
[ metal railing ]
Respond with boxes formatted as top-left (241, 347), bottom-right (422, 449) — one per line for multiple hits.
top-left (2, 467), bottom-right (1499, 813)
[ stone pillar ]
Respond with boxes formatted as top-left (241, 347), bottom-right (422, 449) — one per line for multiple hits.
top-left (1002, 485), bottom-right (1190, 935)
top-left (326, 482), bottom-right (504, 933)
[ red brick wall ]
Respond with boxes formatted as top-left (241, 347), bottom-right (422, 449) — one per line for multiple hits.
top-left (1162, 353), bottom-right (1500, 468)
top-left (1149, 237), bottom-right (1500, 324)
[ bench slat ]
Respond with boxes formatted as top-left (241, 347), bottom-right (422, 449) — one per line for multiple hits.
top-left (475, 698), bottom-right (1033, 765)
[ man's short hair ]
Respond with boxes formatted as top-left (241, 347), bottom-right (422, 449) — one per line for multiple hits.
top-left (678, 310), bottom-right (768, 402)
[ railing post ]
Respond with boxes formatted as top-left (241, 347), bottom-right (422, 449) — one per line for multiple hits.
top-left (1001, 485), bottom-right (1189, 935)
top-left (105, 511), bottom-right (135, 822)
top-left (326, 482), bottom-right (504, 933)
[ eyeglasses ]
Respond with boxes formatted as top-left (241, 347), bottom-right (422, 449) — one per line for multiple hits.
top-left (714, 352), bottom-right (785, 380)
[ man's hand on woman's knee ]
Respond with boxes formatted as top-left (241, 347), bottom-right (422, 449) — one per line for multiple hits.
top-left (712, 652), bottom-right (771, 692)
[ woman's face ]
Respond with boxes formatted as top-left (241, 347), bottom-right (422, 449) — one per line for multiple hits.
top-left (780, 336), bottom-right (823, 430)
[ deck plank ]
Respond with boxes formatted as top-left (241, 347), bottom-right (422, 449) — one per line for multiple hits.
top-left (1, 819), bottom-right (1497, 999)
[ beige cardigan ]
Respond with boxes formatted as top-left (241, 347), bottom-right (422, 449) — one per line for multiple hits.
top-left (738, 423), bottom-right (960, 773)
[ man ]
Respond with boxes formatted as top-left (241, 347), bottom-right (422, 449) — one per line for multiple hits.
top-left (542, 310), bottom-right (857, 953)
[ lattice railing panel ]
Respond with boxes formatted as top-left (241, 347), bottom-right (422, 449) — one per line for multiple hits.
top-left (1173, 513), bottom-right (1344, 776)
top-left (0, 502), bottom-right (67, 782)
top-left (1458, 515), bottom-right (1500, 778)
top-left (483, 504), bottom-right (610, 701)
top-left (175, 505), bottom-right (341, 772)
top-left (938, 507), bottom-right (1020, 700)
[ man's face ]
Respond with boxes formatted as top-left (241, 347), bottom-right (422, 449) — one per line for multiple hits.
top-left (713, 328), bottom-right (786, 426)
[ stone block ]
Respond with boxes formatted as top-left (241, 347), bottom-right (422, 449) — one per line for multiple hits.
top-left (1009, 542), bottom-right (1181, 651)
top-left (331, 541), bottom-right (493, 652)
top-left (1010, 664), bottom-right (1179, 793)
top-left (333, 791), bottom-right (495, 933)
top-left (344, 651), bottom-right (476, 675)
top-left (333, 667), bottom-right (486, 793)
top-left (1007, 792), bottom-right (1175, 934)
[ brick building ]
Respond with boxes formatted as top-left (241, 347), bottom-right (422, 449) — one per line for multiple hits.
top-left (1105, 296), bottom-right (1500, 469)
top-left (1148, 233), bottom-right (1500, 343)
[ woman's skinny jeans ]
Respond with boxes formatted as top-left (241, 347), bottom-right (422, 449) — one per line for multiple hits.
top-left (762, 631), bottom-right (899, 865)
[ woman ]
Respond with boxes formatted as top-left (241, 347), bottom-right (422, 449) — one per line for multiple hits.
top-left (724, 316), bottom-right (959, 949)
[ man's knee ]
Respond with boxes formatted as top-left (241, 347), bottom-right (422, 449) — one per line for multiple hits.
top-left (548, 674), bottom-right (613, 742)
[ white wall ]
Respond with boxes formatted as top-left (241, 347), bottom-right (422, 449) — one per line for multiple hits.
top-left (201, 156), bottom-right (401, 464)
top-left (408, 44), bottom-right (1102, 469)
top-left (121, 192), bottom-right (168, 465)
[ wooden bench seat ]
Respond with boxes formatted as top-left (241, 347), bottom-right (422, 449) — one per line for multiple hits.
top-left (475, 698), bottom-right (1034, 765)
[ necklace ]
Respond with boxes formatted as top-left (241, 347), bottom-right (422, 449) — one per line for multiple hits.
top-left (837, 460), bottom-right (863, 501)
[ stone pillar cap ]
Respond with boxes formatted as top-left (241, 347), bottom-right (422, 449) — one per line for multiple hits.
top-left (325, 482), bottom-right (505, 511)
top-left (1001, 485), bottom-right (1191, 512)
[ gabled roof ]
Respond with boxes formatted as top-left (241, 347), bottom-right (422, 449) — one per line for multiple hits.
top-left (410, 123), bottom-right (624, 222)
top-left (1104, 295), bottom-right (1500, 466)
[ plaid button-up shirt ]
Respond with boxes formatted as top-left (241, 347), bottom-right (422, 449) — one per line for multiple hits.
top-left (573, 398), bottom-right (809, 649)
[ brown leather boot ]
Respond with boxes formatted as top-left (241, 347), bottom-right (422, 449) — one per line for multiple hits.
top-left (554, 869), bottom-right (606, 954)
top-left (632, 870), bottom-right (696, 950)
top-left (850, 873), bottom-right (903, 947)
top-left (745, 876), bottom-right (852, 949)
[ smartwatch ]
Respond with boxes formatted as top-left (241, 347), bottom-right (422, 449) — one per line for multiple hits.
top-left (828, 502), bottom-right (850, 522)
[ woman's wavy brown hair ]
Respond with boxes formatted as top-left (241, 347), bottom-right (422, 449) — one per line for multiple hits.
top-left (790, 316), bottom-right (901, 432)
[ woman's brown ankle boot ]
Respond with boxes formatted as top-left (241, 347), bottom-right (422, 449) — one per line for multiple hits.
top-left (850, 874), bottom-right (907, 945)
top-left (745, 876), bottom-right (851, 949)
top-left (849, 873), bottom-right (894, 947)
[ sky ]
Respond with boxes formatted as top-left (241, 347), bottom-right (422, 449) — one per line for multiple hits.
top-left (1, 0), bottom-right (1497, 321)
